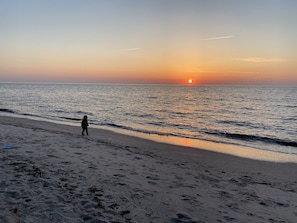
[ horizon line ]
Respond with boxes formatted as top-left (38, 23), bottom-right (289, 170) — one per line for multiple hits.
top-left (1, 80), bottom-right (296, 87)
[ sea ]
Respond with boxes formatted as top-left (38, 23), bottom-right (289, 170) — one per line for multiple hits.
top-left (1, 83), bottom-right (297, 161)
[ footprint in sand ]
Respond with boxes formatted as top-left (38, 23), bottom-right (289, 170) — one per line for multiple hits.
top-left (170, 213), bottom-right (200, 223)
top-left (146, 175), bottom-right (160, 185)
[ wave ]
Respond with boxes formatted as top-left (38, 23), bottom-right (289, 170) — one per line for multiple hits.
top-left (0, 109), bottom-right (40, 118)
top-left (75, 111), bottom-right (94, 116)
top-left (124, 112), bottom-right (154, 118)
top-left (104, 121), bottom-right (297, 148)
top-left (103, 122), bottom-right (181, 138)
top-left (217, 120), bottom-right (260, 128)
top-left (0, 108), bottom-right (82, 122)
top-left (206, 130), bottom-right (297, 148)
top-left (0, 108), bottom-right (15, 113)
top-left (60, 117), bottom-right (81, 121)
top-left (284, 117), bottom-right (297, 121)
top-left (284, 105), bottom-right (297, 108)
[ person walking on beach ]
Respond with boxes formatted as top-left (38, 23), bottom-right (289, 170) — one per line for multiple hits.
top-left (81, 115), bottom-right (89, 135)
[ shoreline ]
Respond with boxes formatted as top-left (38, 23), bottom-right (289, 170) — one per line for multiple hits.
top-left (1, 113), bottom-right (297, 163)
top-left (1, 115), bottom-right (297, 222)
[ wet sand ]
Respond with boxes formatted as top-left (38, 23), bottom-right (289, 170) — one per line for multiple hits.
top-left (1, 115), bottom-right (297, 222)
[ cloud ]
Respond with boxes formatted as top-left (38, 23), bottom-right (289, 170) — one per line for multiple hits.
top-left (203, 36), bottom-right (234, 41)
top-left (235, 58), bottom-right (286, 63)
top-left (119, 48), bottom-right (142, 52)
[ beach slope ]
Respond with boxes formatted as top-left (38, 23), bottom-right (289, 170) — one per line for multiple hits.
top-left (1, 116), bottom-right (297, 222)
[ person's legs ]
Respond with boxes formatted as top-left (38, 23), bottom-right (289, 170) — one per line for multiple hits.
top-left (82, 128), bottom-right (88, 135)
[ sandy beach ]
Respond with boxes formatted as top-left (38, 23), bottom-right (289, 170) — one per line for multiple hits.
top-left (1, 115), bottom-right (297, 223)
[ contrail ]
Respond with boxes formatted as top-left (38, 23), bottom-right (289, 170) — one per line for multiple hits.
top-left (120, 48), bottom-right (142, 52)
top-left (204, 36), bottom-right (234, 41)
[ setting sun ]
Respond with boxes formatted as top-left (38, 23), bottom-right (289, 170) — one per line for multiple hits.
top-left (188, 79), bottom-right (193, 84)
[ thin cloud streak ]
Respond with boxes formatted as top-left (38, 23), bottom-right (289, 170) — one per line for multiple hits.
top-left (119, 48), bottom-right (142, 52)
top-left (235, 58), bottom-right (286, 63)
top-left (203, 36), bottom-right (234, 41)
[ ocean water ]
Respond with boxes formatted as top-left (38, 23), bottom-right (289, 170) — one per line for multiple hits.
top-left (0, 83), bottom-right (297, 158)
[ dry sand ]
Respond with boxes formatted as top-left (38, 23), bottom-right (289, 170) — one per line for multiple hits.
top-left (1, 115), bottom-right (297, 223)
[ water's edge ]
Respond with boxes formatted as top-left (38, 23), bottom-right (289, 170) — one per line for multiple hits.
top-left (1, 112), bottom-right (297, 163)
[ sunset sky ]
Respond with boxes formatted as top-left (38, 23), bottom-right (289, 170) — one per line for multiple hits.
top-left (0, 0), bottom-right (296, 84)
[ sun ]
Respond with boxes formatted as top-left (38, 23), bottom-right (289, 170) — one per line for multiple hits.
top-left (188, 79), bottom-right (193, 84)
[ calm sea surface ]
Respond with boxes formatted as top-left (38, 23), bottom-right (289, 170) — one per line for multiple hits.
top-left (1, 83), bottom-right (297, 159)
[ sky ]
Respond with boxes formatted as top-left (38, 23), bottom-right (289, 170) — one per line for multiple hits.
top-left (0, 0), bottom-right (297, 84)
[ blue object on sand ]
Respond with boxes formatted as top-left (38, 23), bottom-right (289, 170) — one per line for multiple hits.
top-left (3, 145), bottom-right (14, 149)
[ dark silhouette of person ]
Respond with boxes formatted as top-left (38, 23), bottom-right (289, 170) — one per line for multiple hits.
top-left (81, 115), bottom-right (89, 135)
